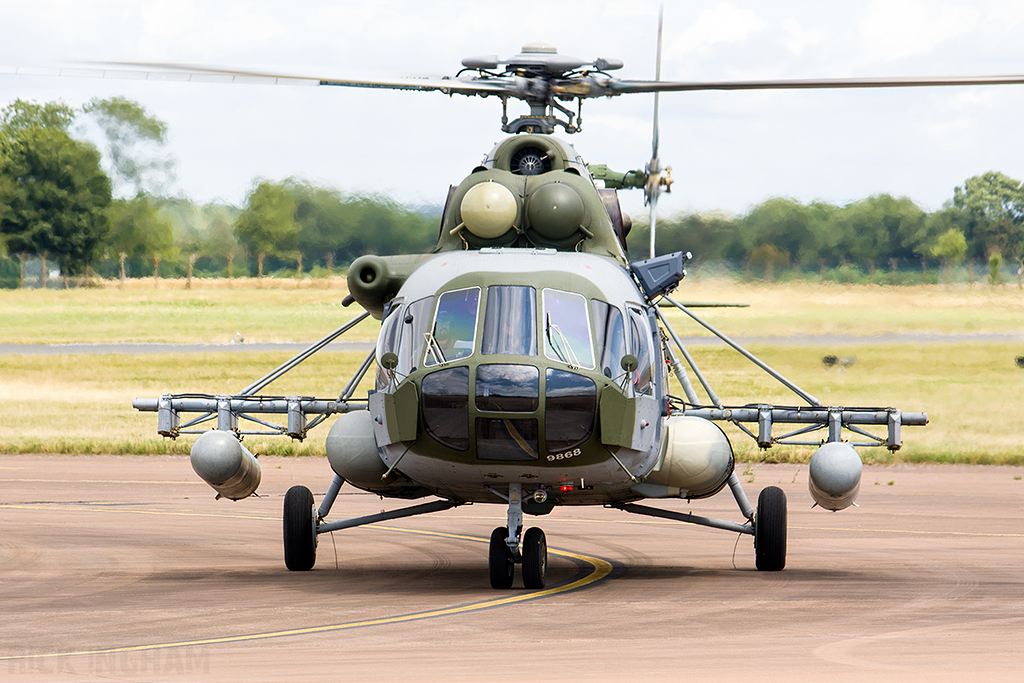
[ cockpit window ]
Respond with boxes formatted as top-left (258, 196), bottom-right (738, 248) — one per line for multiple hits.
top-left (591, 299), bottom-right (627, 379)
top-left (482, 286), bottom-right (537, 356)
top-left (421, 367), bottom-right (470, 451)
top-left (399, 296), bottom-right (433, 374)
top-left (628, 308), bottom-right (654, 395)
top-left (542, 289), bottom-right (595, 370)
top-left (545, 369), bottom-right (597, 452)
top-left (425, 287), bottom-right (480, 367)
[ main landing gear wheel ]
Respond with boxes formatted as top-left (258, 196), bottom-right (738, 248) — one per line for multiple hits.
top-left (489, 526), bottom-right (515, 589)
top-left (522, 527), bottom-right (547, 589)
top-left (755, 485), bottom-right (787, 571)
top-left (284, 485), bottom-right (317, 571)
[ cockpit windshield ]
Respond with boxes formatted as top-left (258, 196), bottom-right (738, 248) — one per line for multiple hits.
top-left (481, 286), bottom-right (537, 356)
top-left (542, 289), bottom-right (595, 370)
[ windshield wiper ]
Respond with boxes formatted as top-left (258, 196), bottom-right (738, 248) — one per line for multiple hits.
top-left (423, 330), bottom-right (448, 366)
top-left (546, 314), bottom-right (580, 369)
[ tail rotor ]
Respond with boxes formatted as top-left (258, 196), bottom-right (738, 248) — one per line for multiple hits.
top-left (644, 5), bottom-right (673, 258)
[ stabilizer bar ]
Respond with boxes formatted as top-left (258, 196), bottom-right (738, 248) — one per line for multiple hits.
top-left (133, 395), bottom-right (365, 439)
top-left (317, 499), bottom-right (461, 534)
top-left (612, 502), bottom-right (754, 536)
top-left (684, 405), bottom-right (927, 450)
top-left (133, 312), bottom-right (376, 440)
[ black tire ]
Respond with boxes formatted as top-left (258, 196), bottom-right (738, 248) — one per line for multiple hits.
top-left (284, 485), bottom-right (317, 571)
top-left (489, 526), bottom-right (515, 589)
top-left (755, 486), bottom-right (787, 571)
top-left (522, 527), bottom-right (547, 589)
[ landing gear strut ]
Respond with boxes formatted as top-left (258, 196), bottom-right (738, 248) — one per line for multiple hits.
top-left (489, 483), bottom-right (548, 589)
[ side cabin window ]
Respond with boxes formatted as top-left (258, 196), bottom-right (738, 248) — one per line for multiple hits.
top-left (591, 299), bottom-right (626, 379)
top-left (375, 303), bottom-right (403, 389)
top-left (481, 286), bottom-right (537, 356)
top-left (425, 287), bottom-right (480, 367)
top-left (542, 289), bottom-right (595, 370)
top-left (628, 307), bottom-right (654, 395)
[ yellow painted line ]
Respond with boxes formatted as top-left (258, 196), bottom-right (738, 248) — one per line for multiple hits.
top-left (0, 502), bottom-right (273, 522)
top-left (7, 502), bottom-right (1017, 538)
top-left (0, 479), bottom-right (200, 485)
top-left (0, 526), bottom-right (613, 663)
top-left (450, 513), bottom-right (1024, 538)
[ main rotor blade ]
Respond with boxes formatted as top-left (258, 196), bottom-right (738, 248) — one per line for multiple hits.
top-left (611, 73), bottom-right (1024, 94)
top-left (2, 61), bottom-right (512, 96)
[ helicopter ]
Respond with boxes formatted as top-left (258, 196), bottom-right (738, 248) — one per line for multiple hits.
top-left (26, 23), bottom-right (1024, 589)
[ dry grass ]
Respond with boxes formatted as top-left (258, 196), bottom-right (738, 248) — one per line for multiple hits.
top-left (0, 278), bottom-right (378, 344)
top-left (666, 277), bottom-right (1024, 337)
top-left (687, 342), bottom-right (1024, 464)
top-left (1, 278), bottom-right (1021, 462)
top-left (0, 351), bottom-right (377, 457)
top-left (3, 276), bottom-right (1022, 345)
top-left (1, 342), bottom-right (1020, 463)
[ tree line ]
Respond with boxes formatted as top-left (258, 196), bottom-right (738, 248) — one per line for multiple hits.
top-left (2, 97), bottom-right (1022, 287)
top-left (0, 98), bottom-right (438, 286)
top-left (629, 173), bottom-right (1024, 283)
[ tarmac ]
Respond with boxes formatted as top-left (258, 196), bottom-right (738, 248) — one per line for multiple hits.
top-left (1, 454), bottom-right (1021, 682)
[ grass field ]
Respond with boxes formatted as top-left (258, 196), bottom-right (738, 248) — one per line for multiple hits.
top-left (1, 277), bottom-right (1022, 463)
top-left (2, 276), bottom-right (1023, 344)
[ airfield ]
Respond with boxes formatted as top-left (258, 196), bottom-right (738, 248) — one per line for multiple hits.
top-left (1, 454), bottom-right (1021, 682)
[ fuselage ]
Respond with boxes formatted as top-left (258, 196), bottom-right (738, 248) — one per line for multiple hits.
top-left (369, 249), bottom-right (666, 505)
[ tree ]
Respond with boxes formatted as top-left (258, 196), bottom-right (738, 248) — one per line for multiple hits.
top-left (828, 195), bottom-right (927, 267)
top-left (0, 127), bottom-right (111, 276)
top-left (748, 243), bottom-right (790, 282)
top-left (81, 97), bottom-right (173, 196)
top-left (234, 180), bottom-right (299, 277)
top-left (953, 172), bottom-right (1024, 259)
top-left (741, 197), bottom-right (829, 266)
top-left (929, 228), bottom-right (967, 283)
top-left (643, 211), bottom-right (740, 263)
top-left (106, 194), bottom-right (174, 279)
top-left (0, 99), bottom-right (75, 143)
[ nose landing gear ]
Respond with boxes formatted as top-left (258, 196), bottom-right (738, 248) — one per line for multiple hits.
top-left (489, 483), bottom-right (548, 589)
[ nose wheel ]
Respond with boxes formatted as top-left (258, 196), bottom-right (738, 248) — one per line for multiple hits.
top-left (488, 525), bottom-right (548, 589)
top-left (489, 483), bottom-right (548, 589)
top-left (489, 526), bottom-right (515, 589)
top-left (522, 527), bottom-right (547, 589)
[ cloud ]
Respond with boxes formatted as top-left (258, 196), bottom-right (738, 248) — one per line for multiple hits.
top-left (671, 2), bottom-right (767, 56)
top-left (858, 0), bottom-right (981, 64)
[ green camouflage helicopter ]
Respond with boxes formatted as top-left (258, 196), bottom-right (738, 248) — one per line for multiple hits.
top-left (35, 25), bottom-right (1024, 588)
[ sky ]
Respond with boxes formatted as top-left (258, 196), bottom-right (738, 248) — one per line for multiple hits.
top-left (2, 0), bottom-right (1023, 221)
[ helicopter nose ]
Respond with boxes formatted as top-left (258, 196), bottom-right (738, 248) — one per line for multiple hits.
top-left (420, 363), bottom-right (598, 460)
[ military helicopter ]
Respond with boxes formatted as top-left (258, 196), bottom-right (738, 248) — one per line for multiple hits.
top-left (33, 23), bottom-right (1022, 588)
